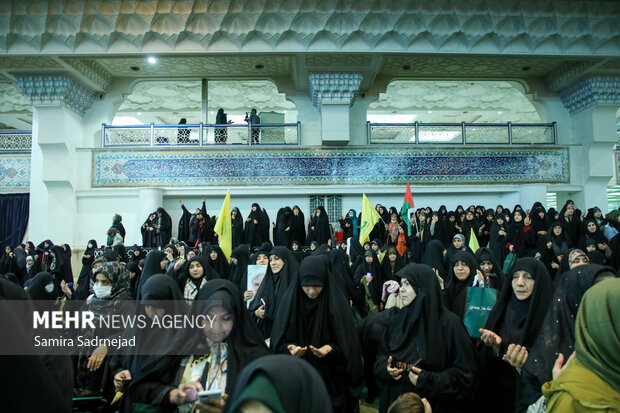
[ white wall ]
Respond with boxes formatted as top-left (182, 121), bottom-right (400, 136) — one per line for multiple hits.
top-left (69, 184), bottom-right (542, 249)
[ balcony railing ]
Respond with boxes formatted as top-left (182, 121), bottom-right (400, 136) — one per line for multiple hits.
top-left (0, 130), bottom-right (32, 152)
top-left (102, 122), bottom-right (301, 147)
top-left (367, 122), bottom-right (557, 145)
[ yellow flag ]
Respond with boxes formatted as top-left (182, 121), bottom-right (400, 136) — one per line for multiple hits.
top-left (214, 190), bottom-right (232, 260)
top-left (359, 194), bottom-right (381, 244)
top-left (469, 227), bottom-right (480, 253)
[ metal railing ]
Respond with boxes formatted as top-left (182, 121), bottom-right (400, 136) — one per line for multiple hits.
top-left (0, 130), bottom-right (32, 152)
top-left (102, 122), bottom-right (301, 147)
top-left (367, 122), bottom-right (557, 145)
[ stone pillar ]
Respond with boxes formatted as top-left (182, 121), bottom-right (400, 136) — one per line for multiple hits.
top-left (308, 72), bottom-right (362, 145)
top-left (560, 76), bottom-right (620, 213)
top-left (139, 188), bottom-right (164, 226)
top-left (16, 74), bottom-right (95, 244)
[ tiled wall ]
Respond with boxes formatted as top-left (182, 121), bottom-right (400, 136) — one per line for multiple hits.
top-left (92, 147), bottom-right (569, 187)
top-left (0, 155), bottom-right (30, 189)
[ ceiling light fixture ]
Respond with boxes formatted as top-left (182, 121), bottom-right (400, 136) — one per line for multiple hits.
top-left (254, 64), bottom-right (265, 70)
top-left (130, 66), bottom-right (141, 72)
top-left (147, 56), bottom-right (157, 64)
top-left (498, 111), bottom-right (502, 114)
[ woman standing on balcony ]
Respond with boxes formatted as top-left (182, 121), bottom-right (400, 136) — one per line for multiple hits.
top-left (215, 108), bottom-right (232, 143)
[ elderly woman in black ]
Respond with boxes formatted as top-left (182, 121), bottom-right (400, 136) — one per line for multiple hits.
top-left (477, 257), bottom-right (553, 413)
top-left (374, 263), bottom-right (478, 413)
top-left (271, 256), bottom-right (363, 413)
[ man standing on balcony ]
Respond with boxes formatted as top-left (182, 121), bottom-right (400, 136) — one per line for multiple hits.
top-left (245, 108), bottom-right (261, 143)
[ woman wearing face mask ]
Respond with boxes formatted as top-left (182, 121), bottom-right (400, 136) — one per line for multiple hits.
top-left (76, 262), bottom-right (135, 396)
top-left (375, 263), bottom-right (478, 413)
top-left (74, 240), bottom-right (98, 300)
top-left (248, 246), bottom-right (299, 340)
top-left (26, 272), bottom-right (58, 300)
top-left (123, 279), bottom-right (269, 413)
top-left (23, 255), bottom-right (40, 285)
top-left (477, 258), bottom-right (553, 413)
top-left (271, 256), bottom-right (363, 413)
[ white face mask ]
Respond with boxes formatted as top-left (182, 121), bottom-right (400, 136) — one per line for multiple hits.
top-left (88, 243), bottom-right (93, 249)
top-left (45, 284), bottom-right (54, 294)
top-left (93, 283), bottom-right (112, 299)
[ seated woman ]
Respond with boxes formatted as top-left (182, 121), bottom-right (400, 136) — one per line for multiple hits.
top-left (477, 257), bottom-right (553, 413)
top-left (123, 279), bottom-right (269, 412)
top-left (542, 277), bottom-right (620, 412)
top-left (248, 246), bottom-right (298, 340)
top-left (224, 354), bottom-right (333, 413)
top-left (374, 263), bottom-right (478, 413)
top-left (271, 256), bottom-right (363, 413)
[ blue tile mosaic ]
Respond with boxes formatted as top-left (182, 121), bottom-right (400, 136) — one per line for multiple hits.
top-left (92, 147), bottom-right (569, 187)
top-left (0, 155), bottom-right (30, 189)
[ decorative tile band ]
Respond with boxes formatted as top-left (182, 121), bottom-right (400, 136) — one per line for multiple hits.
top-left (92, 147), bottom-right (569, 188)
top-left (0, 155), bottom-right (31, 189)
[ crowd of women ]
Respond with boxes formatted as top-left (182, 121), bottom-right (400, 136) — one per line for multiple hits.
top-left (1, 199), bottom-right (619, 413)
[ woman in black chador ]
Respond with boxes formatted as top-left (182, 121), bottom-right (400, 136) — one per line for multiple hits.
top-left (248, 246), bottom-right (299, 340)
top-left (309, 206), bottom-right (331, 245)
top-left (271, 256), bottom-right (363, 413)
top-left (244, 203), bottom-right (264, 248)
top-left (374, 263), bottom-right (478, 413)
top-left (477, 257), bottom-right (553, 413)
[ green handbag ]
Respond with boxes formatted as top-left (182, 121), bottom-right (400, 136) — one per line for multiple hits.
top-left (463, 287), bottom-right (497, 338)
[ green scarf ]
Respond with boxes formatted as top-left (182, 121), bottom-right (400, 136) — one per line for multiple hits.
top-left (225, 372), bottom-right (286, 413)
top-left (575, 278), bottom-right (620, 392)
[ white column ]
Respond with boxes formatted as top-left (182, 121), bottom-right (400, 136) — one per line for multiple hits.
top-left (308, 73), bottom-right (362, 145)
top-left (557, 76), bottom-right (620, 213)
top-left (138, 188), bottom-right (164, 225)
top-left (569, 105), bottom-right (617, 212)
top-left (28, 105), bottom-right (83, 244)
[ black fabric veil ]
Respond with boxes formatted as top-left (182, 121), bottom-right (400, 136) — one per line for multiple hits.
top-left (518, 264), bottom-right (616, 410)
